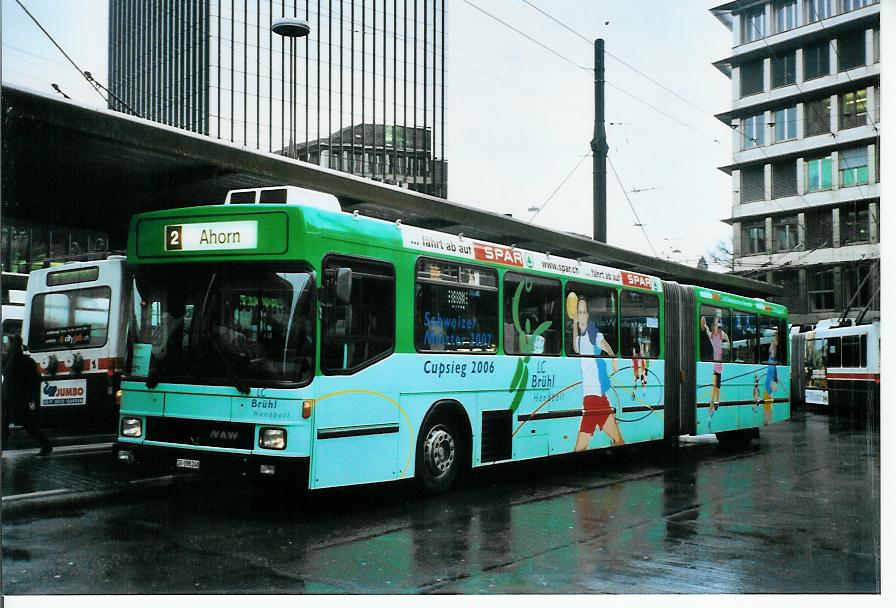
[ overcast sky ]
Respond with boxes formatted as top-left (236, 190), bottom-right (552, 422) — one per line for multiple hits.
top-left (2, 0), bottom-right (737, 269)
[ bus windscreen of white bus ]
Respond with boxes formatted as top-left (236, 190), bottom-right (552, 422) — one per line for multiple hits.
top-left (28, 287), bottom-right (111, 352)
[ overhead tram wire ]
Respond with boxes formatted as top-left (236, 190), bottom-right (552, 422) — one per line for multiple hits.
top-left (527, 153), bottom-right (590, 223)
top-left (457, 0), bottom-right (591, 72)
top-left (520, 0), bottom-right (878, 249)
top-left (607, 156), bottom-right (658, 258)
top-left (12, 0), bottom-right (140, 117)
top-left (519, 0), bottom-right (717, 118)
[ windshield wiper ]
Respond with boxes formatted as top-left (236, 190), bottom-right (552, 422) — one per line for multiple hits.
top-left (208, 334), bottom-right (251, 395)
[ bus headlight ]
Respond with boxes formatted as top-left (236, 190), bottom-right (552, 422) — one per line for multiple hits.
top-left (121, 417), bottom-right (143, 438)
top-left (259, 428), bottom-right (287, 450)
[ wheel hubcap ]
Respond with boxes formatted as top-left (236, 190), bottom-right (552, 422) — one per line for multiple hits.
top-left (424, 425), bottom-right (455, 477)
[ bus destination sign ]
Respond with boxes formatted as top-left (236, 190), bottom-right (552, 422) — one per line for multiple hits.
top-left (164, 221), bottom-right (258, 252)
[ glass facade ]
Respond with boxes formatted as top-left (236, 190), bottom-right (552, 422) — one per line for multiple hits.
top-left (108, 0), bottom-right (448, 198)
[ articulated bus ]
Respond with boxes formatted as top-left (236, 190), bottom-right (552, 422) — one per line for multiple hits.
top-left (115, 190), bottom-right (789, 492)
top-left (791, 320), bottom-right (880, 412)
top-left (22, 257), bottom-right (131, 428)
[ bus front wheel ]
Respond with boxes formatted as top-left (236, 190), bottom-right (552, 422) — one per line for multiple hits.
top-left (416, 415), bottom-right (463, 493)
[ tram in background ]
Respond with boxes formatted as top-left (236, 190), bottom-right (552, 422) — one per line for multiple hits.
top-left (1, 271), bottom-right (28, 349)
top-left (791, 319), bottom-right (880, 413)
top-left (22, 257), bottom-right (131, 429)
top-left (114, 186), bottom-right (790, 493)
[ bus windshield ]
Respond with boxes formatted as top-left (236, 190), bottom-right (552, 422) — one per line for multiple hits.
top-left (128, 264), bottom-right (315, 388)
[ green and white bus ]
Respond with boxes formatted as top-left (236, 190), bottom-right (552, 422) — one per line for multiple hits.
top-left (115, 188), bottom-right (790, 492)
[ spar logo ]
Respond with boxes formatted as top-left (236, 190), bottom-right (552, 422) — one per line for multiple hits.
top-left (621, 271), bottom-right (655, 290)
top-left (473, 242), bottom-right (524, 267)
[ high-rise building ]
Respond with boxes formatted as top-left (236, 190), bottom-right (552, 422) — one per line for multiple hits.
top-left (711, 0), bottom-right (879, 324)
top-left (108, 0), bottom-right (448, 197)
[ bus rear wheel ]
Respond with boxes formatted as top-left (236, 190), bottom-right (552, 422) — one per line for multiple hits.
top-left (416, 416), bottom-right (463, 493)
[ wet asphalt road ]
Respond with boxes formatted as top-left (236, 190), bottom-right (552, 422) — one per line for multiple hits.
top-left (1, 411), bottom-right (880, 594)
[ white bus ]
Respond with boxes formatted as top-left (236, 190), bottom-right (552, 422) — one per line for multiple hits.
top-left (2, 271), bottom-right (28, 349)
top-left (791, 319), bottom-right (880, 412)
top-left (22, 257), bottom-right (131, 428)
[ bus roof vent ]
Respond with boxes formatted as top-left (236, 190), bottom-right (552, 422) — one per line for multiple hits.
top-left (225, 186), bottom-right (342, 212)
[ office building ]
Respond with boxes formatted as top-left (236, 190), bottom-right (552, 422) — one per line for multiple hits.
top-left (108, 0), bottom-right (448, 197)
top-left (711, 0), bottom-right (879, 324)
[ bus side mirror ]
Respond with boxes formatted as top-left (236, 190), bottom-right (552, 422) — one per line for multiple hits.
top-left (334, 267), bottom-right (352, 304)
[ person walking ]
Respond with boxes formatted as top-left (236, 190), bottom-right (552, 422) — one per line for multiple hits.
top-left (2, 334), bottom-right (52, 455)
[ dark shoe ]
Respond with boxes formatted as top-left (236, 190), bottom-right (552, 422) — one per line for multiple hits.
top-left (38, 446), bottom-right (53, 456)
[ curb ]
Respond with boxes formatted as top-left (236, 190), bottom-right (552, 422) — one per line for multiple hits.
top-left (1, 473), bottom-right (195, 521)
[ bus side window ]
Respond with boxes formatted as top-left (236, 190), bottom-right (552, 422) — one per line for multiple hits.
top-left (414, 258), bottom-right (498, 354)
top-left (827, 336), bottom-right (841, 368)
top-left (503, 273), bottom-right (561, 356)
top-left (759, 315), bottom-right (784, 364)
top-left (565, 282), bottom-right (618, 358)
top-left (841, 335), bottom-right (860, 368)
top-left (619, 290), bottom-right (659, 359)
top-left (699, 305), bottom-right (731, 363)
top-left (732, 310), bottom-right (758, 363)
top-left (321, 256), bottom-right (395, 374)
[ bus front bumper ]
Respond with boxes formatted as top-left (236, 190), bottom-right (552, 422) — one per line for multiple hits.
top-left (114, 442), bottom-right (310, 481)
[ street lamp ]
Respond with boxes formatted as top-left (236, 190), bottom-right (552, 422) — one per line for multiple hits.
top-left (271, 17), bottom-right (311, 158)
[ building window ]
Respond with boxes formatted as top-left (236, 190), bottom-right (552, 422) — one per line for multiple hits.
top-left (842, 0), bottom-right (872, 12)
top-left (773, 106), bottom-right (797, 141)
top-left (873, 27), bottom-right (880, 63)
top-left (803, 40), bottom-right (830, 80)
top-left (742, 114), bottom-right (765, 149)
top-left (808, 267), bottom-right (835, 311)
top-left (772, 161), bottom-right (797, 198)
top-left (740, 165), bottom-right (766, 202)
top-left (838, 147), bottom-right (869, 187)
top-left (806, 155), bottom-right (833, 191)
top-left (841, 262), bottom-right (876, 310)
top-left (770, 270), bottom-right (804, 313)
top-left (805, 0), bottom-right (833, 23)
top-left (806, 209), bottom-right (833, 248)
top-left (839, 89), bottom-right (868, 130)
top-left (774, 0), bottom-right (798, 33)
top-left (742, 5), bottom-right (766, 42)
top-left (773, 216), bottom-right (800, 252)
top-left (740, 60), bottom-right (764, 97)
top-left (742, 220), bottom-right (766, 255)
top-left (805, 97), bottom-right (831, 136)
top-left (838, 30), bottom-right (866, 71)
top-left (840, 204), bottom-right (870, 244)
top-left (771, 52), bottom-right (797, 88)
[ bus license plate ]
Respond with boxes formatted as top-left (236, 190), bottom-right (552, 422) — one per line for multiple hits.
top-left (176, 458), bottom-right (200, 470)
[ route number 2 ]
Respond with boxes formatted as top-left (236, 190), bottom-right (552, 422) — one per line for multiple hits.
top-left (165, 225), bottom-right (183, 250)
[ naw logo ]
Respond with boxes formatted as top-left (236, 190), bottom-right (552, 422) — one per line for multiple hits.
top-left (209, 429), bottom-right (240, 441)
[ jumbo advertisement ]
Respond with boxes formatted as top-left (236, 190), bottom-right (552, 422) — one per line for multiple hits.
top-left (41, 379), bottom-right (87, 407)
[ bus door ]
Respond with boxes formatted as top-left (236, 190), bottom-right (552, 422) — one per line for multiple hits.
top-left (804, 334), bottom-right (828, 406)
top-left (310, 256), bottom-right (402, 489)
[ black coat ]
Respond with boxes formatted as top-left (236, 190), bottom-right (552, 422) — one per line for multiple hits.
top-left (1, 350), bottom-right (41, 425)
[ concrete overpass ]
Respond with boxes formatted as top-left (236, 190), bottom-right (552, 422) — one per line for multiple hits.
top-left (1, 85), bottom-right (779, 297)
